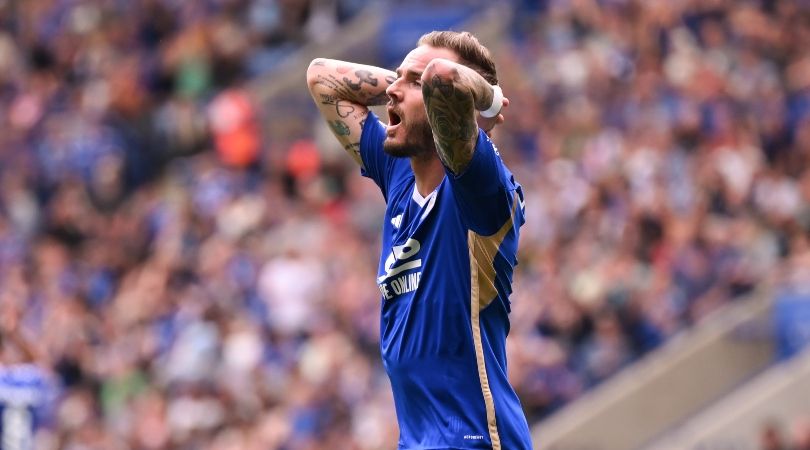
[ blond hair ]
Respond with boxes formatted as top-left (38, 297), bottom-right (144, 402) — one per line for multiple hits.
top-left (417, 31), bottom-right (498, 85)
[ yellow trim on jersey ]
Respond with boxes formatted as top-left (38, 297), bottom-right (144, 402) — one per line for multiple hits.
top-left (468, 192), bottom-right (518, 450)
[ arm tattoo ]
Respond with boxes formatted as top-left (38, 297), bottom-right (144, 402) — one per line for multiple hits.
top-left (308, 60), bottom-right (395, 168)
top-left (344, 70), bottom-right (379, 91)
top-left (315, 74), bottom-right (360, 102)
top-left (315, 73), bottom-right (389, 106)
top-left (319, 94), bottom-right (357, 118)
top-left (329, 120), bottom-right (351, 136)
top-left (422, 74), bottom-right (477, 174)
top-left (344, 143), bottom-right (361, 160)
top-left (335, 100), bottom-right (356, 118)
top-left (366, 92), bottom-right (390, 106)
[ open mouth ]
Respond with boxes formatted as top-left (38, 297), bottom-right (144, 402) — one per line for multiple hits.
top-left (387, 107), bottom-right (402, 127)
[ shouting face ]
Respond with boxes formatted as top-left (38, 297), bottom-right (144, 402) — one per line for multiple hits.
top-left (383, 45), bottom-right (460, 158)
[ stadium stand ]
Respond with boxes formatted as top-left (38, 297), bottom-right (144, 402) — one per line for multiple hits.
top-left (532, 288), bottom-right (775, 450)
top-left (645, 345), bottom-right (810, 450)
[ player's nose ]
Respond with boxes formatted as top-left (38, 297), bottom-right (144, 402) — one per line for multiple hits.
top-left (385, 80), bottom-right (402, 103)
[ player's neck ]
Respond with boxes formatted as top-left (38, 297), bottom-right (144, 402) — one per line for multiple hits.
top-left (410, 155), bottom-right (444, 197)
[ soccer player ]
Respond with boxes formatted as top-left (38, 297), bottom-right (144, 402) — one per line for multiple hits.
top-left (0, 310), bottom-right (55, 450)
top-left (306, 31), bottom-right (532, 449)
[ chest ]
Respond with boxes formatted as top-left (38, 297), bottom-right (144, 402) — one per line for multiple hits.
top-left (376, 182), bottom-right (465, 300)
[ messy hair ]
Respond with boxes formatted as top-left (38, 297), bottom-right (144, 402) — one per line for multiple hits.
top-left (417, 31), bottom-right (498, 85)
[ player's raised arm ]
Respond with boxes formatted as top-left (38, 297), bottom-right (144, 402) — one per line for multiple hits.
top-left (306, 59), bottom-right (396, 167)
top-left (420, 58), bottom-right (507, 175)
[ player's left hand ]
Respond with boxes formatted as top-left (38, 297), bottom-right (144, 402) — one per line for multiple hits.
top-left (478, 96), bottom-right (509, 138)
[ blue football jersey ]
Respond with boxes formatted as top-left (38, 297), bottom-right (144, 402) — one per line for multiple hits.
top-left (359, 112), bottom-right (532, 450)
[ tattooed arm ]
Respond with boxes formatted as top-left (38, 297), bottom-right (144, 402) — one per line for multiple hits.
top-left (421, 58), bottom-right (506, 175)
top-left (306, 59), bottom-right (396, 166)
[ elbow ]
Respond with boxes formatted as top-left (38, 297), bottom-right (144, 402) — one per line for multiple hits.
top-left (421, 58), bottom-right (460, 85)
top-left (306, 58), bottom-right (328, 89)
top-left (421, 59), bottom-right (472, 100)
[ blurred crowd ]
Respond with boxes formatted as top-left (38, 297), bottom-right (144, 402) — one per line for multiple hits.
top-left (500, 0), bottom-right (810, 422)
top-left (0, 0), bottom-right (809, 449)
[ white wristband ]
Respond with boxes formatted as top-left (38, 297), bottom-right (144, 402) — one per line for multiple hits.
top-left (480, 85), bottom-right (503, 118)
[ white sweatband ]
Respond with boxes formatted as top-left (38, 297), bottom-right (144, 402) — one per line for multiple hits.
top-left (480, 85), bottom-right (503, 118)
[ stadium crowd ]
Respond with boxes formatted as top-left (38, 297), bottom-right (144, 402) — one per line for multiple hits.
top-left (0, 0), bottom-right (809, 449)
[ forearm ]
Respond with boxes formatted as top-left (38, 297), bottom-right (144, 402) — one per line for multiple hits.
top-left (458, 65), bottom-right (496, 112)
top-left (306, 59), bottom-right (395, 166)
top-left (307, 58), bottom-right (396, 106)
top-left (421, 59), bottom-right (498, 174)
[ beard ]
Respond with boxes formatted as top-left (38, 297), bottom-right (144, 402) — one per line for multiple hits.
top-left (383, 116), bottom-right (435, 159)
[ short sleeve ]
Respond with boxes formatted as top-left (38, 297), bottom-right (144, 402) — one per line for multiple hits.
top-left (447, 128), bottom-right (525, 235)
top-left (359, 111), bottom-right (411, 202)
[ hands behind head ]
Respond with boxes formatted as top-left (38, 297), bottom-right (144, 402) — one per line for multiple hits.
top-left (478, 96), bottom-right (509, 138)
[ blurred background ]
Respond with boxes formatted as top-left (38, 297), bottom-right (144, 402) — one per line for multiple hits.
top-left (0, 0), bottom-right (809, 449)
